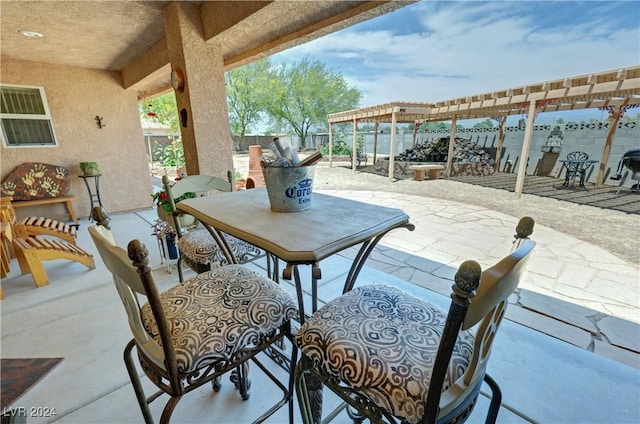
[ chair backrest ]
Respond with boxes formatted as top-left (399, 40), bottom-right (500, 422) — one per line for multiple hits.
top-left (431, 218), bottom-right (536, 420)
top-left (567, 151), bottom-right (588, 161)
top-left (166, 174), bottom-right (232, 198)
top-left (88, 207), bottom-right (167, 370)
top-left (162, 174), bottom-right (232, 235)
top-left (1, 197), bottom-right (17, 225)
top-left (0, 197), bottom-right (28, 239)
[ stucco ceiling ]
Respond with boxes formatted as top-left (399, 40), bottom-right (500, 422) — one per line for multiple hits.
top-left (0, 0), bottom-right (412, 97)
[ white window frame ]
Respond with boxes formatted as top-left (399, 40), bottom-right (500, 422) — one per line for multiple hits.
top-left (0, 83), bottom-right (59, 148)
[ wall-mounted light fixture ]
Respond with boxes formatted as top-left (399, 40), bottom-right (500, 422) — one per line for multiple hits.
top-left (95, 116), bottom-right (105, 129)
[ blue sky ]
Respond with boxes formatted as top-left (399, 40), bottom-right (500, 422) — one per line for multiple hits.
top-left (272, 0), bottom-right (640, 124)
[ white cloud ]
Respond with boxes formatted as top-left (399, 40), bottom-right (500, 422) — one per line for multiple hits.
top-left (275, 1), bottom-right (639, 110)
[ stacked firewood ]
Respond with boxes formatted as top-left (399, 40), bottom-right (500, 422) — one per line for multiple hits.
top-left (396, 137), bottom-right (493, 166)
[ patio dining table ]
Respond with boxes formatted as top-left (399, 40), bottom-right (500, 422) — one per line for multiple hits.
top-left (178, 188), bottom-right (414, 422)
top-left (177, 188), bottom-right (414, 322)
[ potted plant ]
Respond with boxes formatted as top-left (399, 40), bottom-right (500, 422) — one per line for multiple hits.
top-left (234, 169), bottom-right (246, 190)
top-left (151, 189), bottom-right (196, 227)
top-left (79, 161), bottom-right (99, 176)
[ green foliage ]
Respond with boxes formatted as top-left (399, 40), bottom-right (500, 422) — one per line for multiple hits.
top-left (225, 59), bottom-right (273, 143)
top-left (264, 57), bottom-right (361, 143)
top-left (151, 190), bottom-right (195, 213)
top-left (79, 161), bottom-right (99, 174)
top-left (155, 138), bottom-right (185, 168)
top-left (473, 119), bottom-right (494, 128)
top-left (140, 58), bottom-right (363, 155)
top-left (320, 135), bottom-right (364, 156)
top-left (139, 93), bottom-right (179, 133)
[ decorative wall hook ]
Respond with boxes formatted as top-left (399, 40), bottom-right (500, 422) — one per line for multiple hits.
top-left (95, 116), bottom-right (105, 129)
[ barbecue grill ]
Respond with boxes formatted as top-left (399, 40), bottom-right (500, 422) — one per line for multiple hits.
top-left (613, 148), bottom-right (640, 194)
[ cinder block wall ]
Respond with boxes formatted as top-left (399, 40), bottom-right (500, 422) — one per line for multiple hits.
top-left (417, 121), bottom-right (639, 186)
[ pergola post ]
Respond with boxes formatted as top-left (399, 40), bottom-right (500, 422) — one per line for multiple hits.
top-left (596, 105), bottom-right (621, 186)
top-left (412, 123), bottom-right (418, 148)
top-left (445, 115), bottom-right (457, 177)
top-left (373, 122), bottom-right (379, 165)
top-left (388, 109), bottom-right (398, 181)
top-left (352, 118), bottom-right (358, 173)
top-left (495, 116), bottom-right (506, 172)
top-left (328, 122), bottom-right (333, 168)
top-left (515, 100), bottom-right (537, 197)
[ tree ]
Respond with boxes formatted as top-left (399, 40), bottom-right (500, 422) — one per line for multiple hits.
top-left (265, 57), bottom-right (361, 146)
top-left (225, 59), bottom-right (273, 148)
top-left (473, 119), bottom-right (494, 128)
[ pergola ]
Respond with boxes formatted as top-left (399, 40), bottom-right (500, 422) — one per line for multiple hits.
top-left (327, 65), bottom-right (640, 196)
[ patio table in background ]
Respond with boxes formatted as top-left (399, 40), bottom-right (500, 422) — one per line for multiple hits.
top-left (558, 159), bottom-right (598, 189)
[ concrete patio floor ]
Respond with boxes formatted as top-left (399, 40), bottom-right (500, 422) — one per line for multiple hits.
top-left (1, 183), bottom-right (639, 423)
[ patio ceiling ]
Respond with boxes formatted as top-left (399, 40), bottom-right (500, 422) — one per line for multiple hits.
top-left (327, 65), bottom-right (640, 124)
top-left (0, 0), bottom-right (413, 98)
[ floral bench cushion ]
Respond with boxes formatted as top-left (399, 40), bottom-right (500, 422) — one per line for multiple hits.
top-left (141, 264), bottom-right (297, 373)
top-left (1, 162), bottom-right (70, 200)
top-left (177, 228), bottom-right (262, 266)
top-left (295, 284), bottom-right (475, 424)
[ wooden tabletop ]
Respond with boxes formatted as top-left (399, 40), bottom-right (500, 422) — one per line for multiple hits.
top-left (178, 188), bottom-right (410, 264)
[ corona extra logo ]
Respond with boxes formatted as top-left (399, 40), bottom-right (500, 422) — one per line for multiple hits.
top-left (285, 178), bottom-right (313, 204)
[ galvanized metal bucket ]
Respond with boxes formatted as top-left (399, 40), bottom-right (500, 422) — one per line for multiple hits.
top-left (262, 165), bottom-right (315, 212)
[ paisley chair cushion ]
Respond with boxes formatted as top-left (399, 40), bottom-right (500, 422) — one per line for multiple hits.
top-left (295, 284), bottom-right (475, 424)
top-left (177, 228), bottom-right (262, 266)
top-left (141, 265), bottom-right (297, 373)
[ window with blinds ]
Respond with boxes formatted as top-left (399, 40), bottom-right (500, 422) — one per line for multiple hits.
top-left (1, 84), bottom-right (58, 147)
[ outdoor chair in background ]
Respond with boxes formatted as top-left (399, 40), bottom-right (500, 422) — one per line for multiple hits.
top-left (1, 196), bottom-right (94, 288)
top-left (294, 217), bottom-right (536, 424)
top-left (88, 206), bottom-right (299, 424)
top-left (559, 151), bottom-right (595, 188)
top-left (1, 197), bottom-right (77, 245)
top-left (348, 149), bottom-right (368, 168)
top-left (162, 174), bottom-right (266, 282)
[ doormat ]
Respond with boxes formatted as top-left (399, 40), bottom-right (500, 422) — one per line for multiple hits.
top-left (1, 358), bottom-right (63, 409)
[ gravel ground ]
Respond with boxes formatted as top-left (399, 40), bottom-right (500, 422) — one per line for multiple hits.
top-left (311, 162), bottom-right (639, 266)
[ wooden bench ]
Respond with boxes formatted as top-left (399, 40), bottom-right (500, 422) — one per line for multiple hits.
top-left (12, 195), bottom-right (79, 225)
top-left (408, 164), bottom-right (445, 181)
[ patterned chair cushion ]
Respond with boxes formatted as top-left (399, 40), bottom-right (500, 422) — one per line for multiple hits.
top-left (177, 228), bottom-right (262, 266)
top-left (141, 265), bottom-right (297, 373)
top-left (295, 284), bottom-right (475, 424)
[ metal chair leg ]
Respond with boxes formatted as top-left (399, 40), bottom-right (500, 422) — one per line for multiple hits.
top-left (483, 373), bottom-right (502, 424)
top-left (615, 171), bottom-right (630, 195)
top-left (159, 395), bottom-right (181, 424)
top-left (295, 361), bottom-right (315, 424)
top-left (123, 339), bottom-right (154, 424)
top-left (177, 255), bottom-right (185, 282)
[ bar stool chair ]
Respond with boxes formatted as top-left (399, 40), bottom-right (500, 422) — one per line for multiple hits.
top-left (294, 217), bottom-right (536, 424)
top-left (88, 206), bottom-right (298, 423)
top-left (161, 174), bottom-right (267, 281)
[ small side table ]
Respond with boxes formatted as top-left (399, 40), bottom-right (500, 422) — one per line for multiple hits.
top-left (79, 174), bottom-right (103, 221)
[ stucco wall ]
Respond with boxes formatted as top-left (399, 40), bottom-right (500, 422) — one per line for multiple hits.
top-left (1, 58), bottom-right (152, 219)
